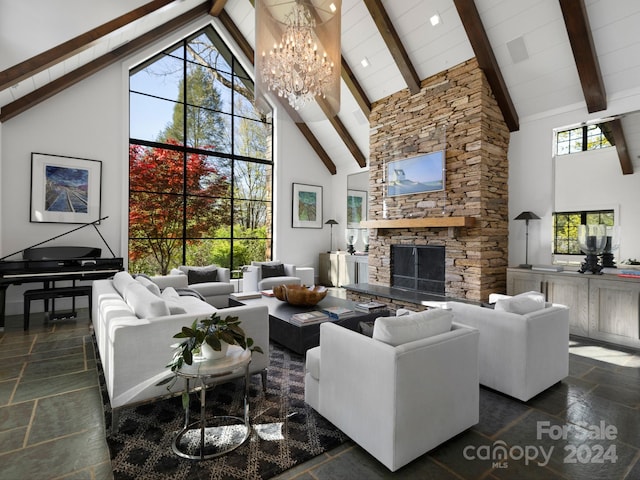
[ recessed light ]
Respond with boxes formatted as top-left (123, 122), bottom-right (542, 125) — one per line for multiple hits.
top-left (361, 57), bottom-right (370, 68)
top-left (329, 3), bottom-right (336, 13)
top-left (430, 13), bottom-right (441, 26)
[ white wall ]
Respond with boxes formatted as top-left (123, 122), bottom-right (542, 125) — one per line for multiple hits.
top-left (0, 16), bottom-right (337, 314)
top-left (508, 90), bottom-right (640, 268)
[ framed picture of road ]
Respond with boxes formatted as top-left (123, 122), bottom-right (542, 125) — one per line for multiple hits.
top-left (292, 183), bottom-right (322, 228)
top-left (30, 153), bottom-right (102, 224)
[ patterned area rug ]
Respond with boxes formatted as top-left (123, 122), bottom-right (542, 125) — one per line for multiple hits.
top-left (97, 341), bottom-right (347, 480)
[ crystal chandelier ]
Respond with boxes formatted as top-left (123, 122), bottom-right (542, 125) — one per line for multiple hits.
top-left (255, 1), bottom-right (341, 118)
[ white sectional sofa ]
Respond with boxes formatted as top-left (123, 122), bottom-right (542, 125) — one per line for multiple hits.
top-left (92, 271), bottom-right (269, 431)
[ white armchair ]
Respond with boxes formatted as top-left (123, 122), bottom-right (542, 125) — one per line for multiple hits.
top-left (304, 315), bottom-right (479, 472)
top-left (158, 265), bottom-right (234, 308)
top-left (242, 261), bottom-right (301, 292)
top-left (449, 296), bottom-right (569, 401)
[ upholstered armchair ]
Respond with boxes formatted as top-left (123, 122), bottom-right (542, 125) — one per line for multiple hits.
top-left (153, 264), bottom-right (234, 308)
top-left (242, 261), bottom-right (302, 292)
top-left (449, 291), bottom-right (569, 402)
top-left (305, 310), bottom-right (480, 472)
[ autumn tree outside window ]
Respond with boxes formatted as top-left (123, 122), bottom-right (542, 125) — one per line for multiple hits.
top-left (129, 26), bottom-right (273, 275)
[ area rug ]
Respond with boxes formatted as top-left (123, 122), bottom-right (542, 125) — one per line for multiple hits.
top-left (97, 341), bottom-right (348, 480)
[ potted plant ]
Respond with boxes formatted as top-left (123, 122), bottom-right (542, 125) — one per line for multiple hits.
top-left (165, 313), bottom-right (264, 373)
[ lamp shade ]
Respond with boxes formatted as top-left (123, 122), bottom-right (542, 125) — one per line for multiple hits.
top-left (325, 219), bottom-right (338, 225)
top-left (514, 211), bottom-right (540, 221)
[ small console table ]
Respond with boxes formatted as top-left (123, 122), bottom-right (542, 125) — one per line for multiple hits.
top-left (172, 346), bottom-right (251, 460)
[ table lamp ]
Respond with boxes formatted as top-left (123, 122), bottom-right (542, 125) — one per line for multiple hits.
top-left (325, 219), bottom-right (338, 252)
top-left (514, 211), bottom-right (540, 268)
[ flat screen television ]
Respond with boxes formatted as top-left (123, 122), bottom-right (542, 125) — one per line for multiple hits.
top-left (386, 150), bottom-right (445, 197)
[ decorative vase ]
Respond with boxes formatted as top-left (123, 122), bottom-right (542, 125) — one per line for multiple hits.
top-left (201, 341), bottom-right (229, 360)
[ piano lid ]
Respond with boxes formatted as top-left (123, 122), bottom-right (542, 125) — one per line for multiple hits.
top-left (23, 246), bottom-right (101, 261)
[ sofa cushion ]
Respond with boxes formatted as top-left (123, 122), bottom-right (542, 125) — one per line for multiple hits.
top-left (113, 271), bottom-right (136, 297)
top-left (261, 263), bottom-right (285, 278)
top-left (187, 266), bottom-right (218, 284)
top-left (373, 308), bottom-right (453, 346)
top-left (161, 287), bottom-right (187, 315)
top-left (124, 281), bottom-right (171, 318)
top-left (136, 275), bottom-right (161, 296)
top-left (494, 291), bottom-right (545, 315)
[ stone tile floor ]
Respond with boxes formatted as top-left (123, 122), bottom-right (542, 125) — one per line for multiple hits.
top-left (1, 310), bottom-right (639, 479)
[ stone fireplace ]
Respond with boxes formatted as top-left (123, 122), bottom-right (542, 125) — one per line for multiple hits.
top-left (391, 245), bottom-right (445, 295)
top-left (362, 59), bottom-right (510, 303)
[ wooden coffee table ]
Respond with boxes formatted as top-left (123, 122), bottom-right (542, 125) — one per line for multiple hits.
top-left (228, 294), bottom-right (387, 354)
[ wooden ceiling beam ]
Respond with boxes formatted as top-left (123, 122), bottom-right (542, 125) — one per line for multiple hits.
top-left (363, 0), bottom-right (421, 95)
top-left (608, 119), bottom-right (634, 175)
top-left (209, 0), bottom-right (227, 17)
top-left (341, 56), bottom-right (371, 118)
top-left (453, 0), bottom-right (519, 132)
top-left (559, 0), bottom-right (607, 113)
top-left (0, 3), bottom-right (210, 122)
top-left (0, 0), bottom-right (176, 91)
top-left (218, 9), bottom-right (337, 174)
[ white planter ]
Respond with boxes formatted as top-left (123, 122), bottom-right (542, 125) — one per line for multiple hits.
top-left (201, 341), bottom-right (229, 360)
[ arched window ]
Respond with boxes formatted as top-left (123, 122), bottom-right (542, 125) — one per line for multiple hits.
top-left (129, 25), bottom-right (273, 275)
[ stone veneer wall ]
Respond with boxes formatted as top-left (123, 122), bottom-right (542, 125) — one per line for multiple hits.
top-left (366, 59), bottom-right (510, 302)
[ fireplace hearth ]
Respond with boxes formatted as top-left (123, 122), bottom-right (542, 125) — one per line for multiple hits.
top-left (391, 245), bottom-right (445, 295)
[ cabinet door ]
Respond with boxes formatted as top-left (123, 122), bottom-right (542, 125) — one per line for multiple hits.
top-left (506, 270), bottom-right (544, 295)
top-left (589, 278), bottom-right (640, 348)
top-left (545, 275), bottom-right (589, 337)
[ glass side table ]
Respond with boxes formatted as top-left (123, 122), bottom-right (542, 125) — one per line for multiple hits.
top-left (172, 346), bottom-right (252, 460)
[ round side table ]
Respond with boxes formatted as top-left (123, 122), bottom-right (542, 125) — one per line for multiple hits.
top-left (172, 346), bottom-right (252, 460)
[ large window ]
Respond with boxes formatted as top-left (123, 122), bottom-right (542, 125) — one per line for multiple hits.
top-left (129, 26), bottom-right (273, 275)
top-left (556, 123), bottom-right (612, 155)
top-left (553, 210), bottom-right (614, 255)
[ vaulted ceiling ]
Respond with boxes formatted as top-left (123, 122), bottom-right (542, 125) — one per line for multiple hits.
top-left (1, 0), bottom-right (639, 174)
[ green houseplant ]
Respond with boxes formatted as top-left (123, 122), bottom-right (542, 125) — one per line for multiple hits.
top-left (158, 313), bottom-right (263, 409)
top-left (165, 313), bottom-right (264, 373)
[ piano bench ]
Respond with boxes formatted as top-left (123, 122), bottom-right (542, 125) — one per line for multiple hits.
top-left (23, 286), bottom-right (92, 330)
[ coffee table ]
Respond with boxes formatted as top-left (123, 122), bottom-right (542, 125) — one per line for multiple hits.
top-left (229, 294), bottom-right (387, 354)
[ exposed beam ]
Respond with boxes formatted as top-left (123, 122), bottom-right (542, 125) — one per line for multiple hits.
top-left (218, 9), bottom-right (337, 174)
top-left (0, 0), bottom-right (176, 91)
top-left (608, 119), bottom-right (634, 175)
top-left (341, 56), bottom-right (371, 118)
top-left (363, 0), bottom-right (421, 95)
top-left (1, 3), bottom-right (210, 122)
top-left (559, 0), bottom-right (607, 113)
top-left (453, 0), bottom-right (519, 132)
top-left (209, 0), bottom-right (227, 17)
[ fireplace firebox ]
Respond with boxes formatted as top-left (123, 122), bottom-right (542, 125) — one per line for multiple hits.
top-left (391, 245), bottom-right (445, 295)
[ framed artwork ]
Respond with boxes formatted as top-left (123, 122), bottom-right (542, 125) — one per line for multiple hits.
top-left (30, 152), bottom-right (102, 224)
top-left (347, 189), bottom-right (367, 228)
top-left (386, 150), bottom-right (445, 197)
top-left (292, 183), bottom-right (322, 228)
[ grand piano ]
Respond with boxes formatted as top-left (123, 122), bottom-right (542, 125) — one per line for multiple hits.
top-left (0, 218), bottom-right (124, 330)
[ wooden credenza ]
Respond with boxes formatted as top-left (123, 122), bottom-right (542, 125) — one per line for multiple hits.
top-left (507, 268), bottom-right (640, 348)
top-left (319, 252), bottom-right (368, 287)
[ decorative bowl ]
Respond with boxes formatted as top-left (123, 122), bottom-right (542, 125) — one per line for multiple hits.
top-left (273, 284), bottom-right (328, 307)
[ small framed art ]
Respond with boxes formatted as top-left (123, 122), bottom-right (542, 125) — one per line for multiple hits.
top-left (292, 183), bottom-right (322, 228)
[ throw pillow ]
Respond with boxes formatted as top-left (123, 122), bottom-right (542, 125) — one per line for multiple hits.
top-left (187, 267), bottom-right (218, 285)
top-left (135, 275), bottom-right (161, 297)
top-left (123, 281), bottom-right (171, 318)
top-left (113, 271), bottom-right (136, 297)
top-left (373, 308), bottom-right (453, 346)
top-left (494, 291), bottom-right (545, 315)
top-left (161, 287), bottom-right (187, 315)
top-left (261, 263), bottom-right (285, 278)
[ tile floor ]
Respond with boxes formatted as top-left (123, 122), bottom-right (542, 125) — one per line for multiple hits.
top-left (1, 309), bottom-right (639, 480)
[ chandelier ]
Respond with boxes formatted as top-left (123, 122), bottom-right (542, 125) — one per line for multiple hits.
top-left (255, 1), bottom-right (341, 118)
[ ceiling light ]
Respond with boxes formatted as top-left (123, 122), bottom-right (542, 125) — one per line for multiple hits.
top-left (361, 57), bottom-right (370, 68)
top-left (430, 13), bottom-right (441, 26)
top-left (255, 1), bottom-right (341, 116)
